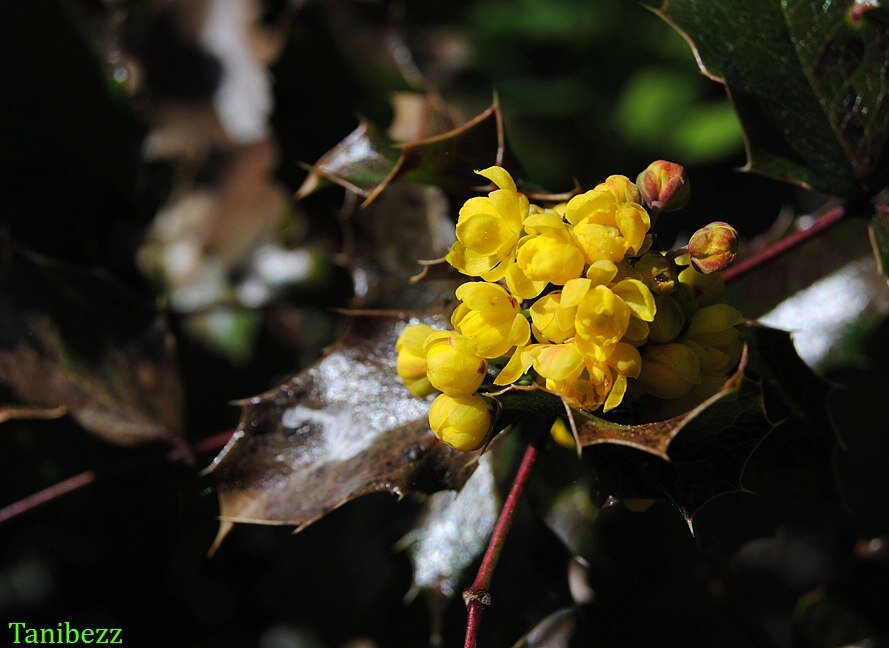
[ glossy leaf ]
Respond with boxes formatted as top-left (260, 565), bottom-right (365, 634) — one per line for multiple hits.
top-left (0, 245), bottom-right (183, 445)
top-left (402, 453), bottom-right (498, 601)
top-left (578, 343), bottom-right (772, 525)
top-left (656, 0), bottom-right (889, 196)
top-left (296, 101), bottom-right (507, 205)
top-left (210, 314), bottom-right (479, 547)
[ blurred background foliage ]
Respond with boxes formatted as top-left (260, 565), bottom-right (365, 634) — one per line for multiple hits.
top-left (1, 0), bottom-right (888, 647)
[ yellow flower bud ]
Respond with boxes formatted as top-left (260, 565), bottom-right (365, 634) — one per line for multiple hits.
top-left (648, 295), bottom-right (685, 343)
top-left (634, 252), bottom-right (678, 295)
top-left (636, 160), bottom-right (690, 212)
top-left (425, 331), bottom-right (487, 396)
top-left (429, 394), bottom-right (492, 452)
top-left (678, 265), bottom-right (725, 306)
top-left (395, 324), bottom-right (436, 397)
top-left (688, 222), bottom-right (739, 274)
top-left (638, 342), bottom-right (702, 399)
top-left (683, 305), bottom-right (744, 375)
top-left (451, 282), bottom-right (531, 358)
top-left (595, 174), bottom-right (642, 204)
top-left (612, 278), bottom-right (656, 322)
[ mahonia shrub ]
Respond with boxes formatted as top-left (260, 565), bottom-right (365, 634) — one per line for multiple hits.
top-left (396, 162), bottom-right (742, 451)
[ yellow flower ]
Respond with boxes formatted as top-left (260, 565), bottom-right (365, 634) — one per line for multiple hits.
top-left (424, 331), bottom-right (487, 396)
top-left (446, 167), bottom-right (528, 280)
top-left (529, 292), bottom-right (576, 343)
top-left (395, 324), bottom-right (436, 397)
top-left (515, 212), bottom-right (585, 285)
top-left (451, 282), bottom-right (531, 358)
top-left (574, 285), bottom-right (631, 358)
top-left (595, 174), bottom-right (642, 204)
top-left (566, 190), bottom-right (651, 262)
top-left (602, 342), bottom-right (642, 412)
top-left (429, 393), bottom-right (492, 452)
top-left (637, 342), bottom-right (702, 399)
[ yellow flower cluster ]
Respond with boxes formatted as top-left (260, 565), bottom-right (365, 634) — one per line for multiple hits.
top-left (396, 165), bottom-right (744, 451)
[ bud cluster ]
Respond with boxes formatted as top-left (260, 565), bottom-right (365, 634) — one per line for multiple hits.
top-left (396, 163), bottom-right (744, 451)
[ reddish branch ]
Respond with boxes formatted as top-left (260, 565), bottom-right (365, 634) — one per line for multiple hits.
top-left (463, 429), bottom-right (547, 648)
top-left (723, 205), bottom-right (847, 283)
top-left (0, 430), bottom-right (235, 525)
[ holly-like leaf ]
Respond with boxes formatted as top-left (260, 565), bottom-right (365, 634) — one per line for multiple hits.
top-left (401, 451), bottom-right (498, 626)
top-left (656, 0), bottom-right (889, 197)
top-left (578, 344), bottom-right (773, 524)
top-left (296, 101), bottom-right (507, 205)
top-left (0, 245), bottom-right (183, 445)
top-left (210, 314), bottom-right (479, 547)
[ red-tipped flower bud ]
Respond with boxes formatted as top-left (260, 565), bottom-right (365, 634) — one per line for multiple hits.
top-left (688, 221), bottom-right (739, 274)
top-left (636, 160), bottom-right (690, 212)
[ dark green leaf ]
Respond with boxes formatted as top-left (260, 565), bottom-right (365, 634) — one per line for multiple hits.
top-left (0, 245), bottom-right (183, 445)
top-left (210, 314), bottom-right (479, 548)
top-left (578, 346), bottom-right (773, 524)
top-left (657, 0), bottom-right (889, 196)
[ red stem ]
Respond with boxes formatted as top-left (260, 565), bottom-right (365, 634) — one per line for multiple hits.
top-left (0, 430), bottom-right (235, 525)
top-left (463, 430), bottom-right (547, 648)
top-left (723, 205), bottom-right (846, 283)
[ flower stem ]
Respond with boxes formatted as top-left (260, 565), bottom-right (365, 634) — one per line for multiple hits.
top-left (723, 205), bottom-right (847, 283)
top-left (463, 426), bottom-right (547, 648)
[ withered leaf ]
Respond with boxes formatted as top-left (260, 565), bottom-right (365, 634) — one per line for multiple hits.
top-left (0, 244), bottom-right (183, 445)
top-left (210, 314), bottom-right (479, 546)
top-left (296, 100), bottom-right (507, 206)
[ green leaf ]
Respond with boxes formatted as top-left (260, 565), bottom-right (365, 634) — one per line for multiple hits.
top-left (296, 101), bottom-right (508, 205)
top-left (0, 244), bottom-right (183, 445)
top-left (656, 0), bottom-right (889, 197)
top-left (577, 344), bottom-right (772, 525)
top-left (209, 314), bottom-right (480, 549)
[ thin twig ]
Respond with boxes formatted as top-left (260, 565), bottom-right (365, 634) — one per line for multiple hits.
top-left (723, 205), bottom-right (846, 283)
top-left (463, 426), bottom-right (548, 648)
top-left (0, 430), bottom-right (235, 525)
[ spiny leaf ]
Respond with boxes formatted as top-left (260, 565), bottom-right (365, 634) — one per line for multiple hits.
top-left (401, 452), bottom-right (498, 629)
top-left (210, 314), bottom-right (479, 548)
top-left (656, 0), bottom-right (889, 197)
top-left (579, 344), bottom-right (773, 524)
top-left (0, 244), bottom-right (183, 445)
top-left (296, 100), bottom-right (507, 205)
